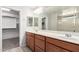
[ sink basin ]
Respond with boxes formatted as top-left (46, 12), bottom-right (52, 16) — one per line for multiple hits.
top-left (69, 36), bottom-right (79, 40)
top-left (58, 35), bottom-right (79, 41)
top-left (56, 34), bottom-right (65, 37)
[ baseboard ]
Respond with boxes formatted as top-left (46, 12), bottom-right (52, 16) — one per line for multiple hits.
top-left (2, 37), bottom-right (19, 40)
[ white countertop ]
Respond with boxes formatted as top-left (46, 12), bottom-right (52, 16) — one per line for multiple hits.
top-left (26, 30), bottom-right (79, 45)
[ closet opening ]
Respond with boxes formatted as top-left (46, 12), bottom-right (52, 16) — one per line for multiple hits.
top-left (2, 7), bottom-right (20, 51)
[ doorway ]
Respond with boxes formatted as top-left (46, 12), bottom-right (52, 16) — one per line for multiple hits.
top-left (2, 7), bottom-right (20, 51)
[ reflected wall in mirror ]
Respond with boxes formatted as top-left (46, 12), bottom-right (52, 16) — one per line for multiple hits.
top-left (75, 7), bottom-right (79, 32)
top-left (42, 17), bottom-right (46, 30)
top-left (40, 16), bottom-right (48, 30)
top-left (27, 17), bottom-right (33, 26)
top-left (57, 14), bottom-right (75, 32)
top-left (27, 16), bottom-right (39, 27)
top-left (47, 6), bottom-right (79, 32)
top-left (34, 17), bottom-right (38, 26)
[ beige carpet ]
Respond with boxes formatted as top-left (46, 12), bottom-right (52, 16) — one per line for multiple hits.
top-left (4, 47), bottom-right (32, 52)
top-left (2, 38), bottom-right (32, 52)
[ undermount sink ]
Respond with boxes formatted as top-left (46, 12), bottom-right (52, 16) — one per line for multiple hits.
top-left (55, 34), bottom-right (65, 37)
top-left (33, 30), bottom-right (79, 41)
top-left (69, 36), bottom-right (79, 40)
top-left (58, 34), bottom-right (79, 41)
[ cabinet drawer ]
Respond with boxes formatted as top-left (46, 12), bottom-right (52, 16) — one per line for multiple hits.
top-left (35, 34), bottom-right (45, 40)
top-left (35, 38), bottom-right (45, 50)
top-left (27, 32), bottom-right (34, 38)
top-left (46, 42), bottom-right (69, 52)
top-left (35, 45), bottom-right (44, 52)
top-left (46, 37), bottom-right (79, 51)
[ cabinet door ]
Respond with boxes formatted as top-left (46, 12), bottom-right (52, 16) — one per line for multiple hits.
top-left (46, 37), bottom-right (79, 52)
top-left (26, 33), bottom-right (30, 47)
top-left (46, 42), bottom-right (68, 52)
top-left (35, 38), bottom-right (45, 51)
top-left (35, 45), bottom-right (44, 52)
top-left (29, 37), bottom-right (34, 51)
top-left (26, 35), bottom-right (30, 47)
top-left (35, 34), bottom-right (45, 51)
top-left (26, 32), bottom-right (35, 51)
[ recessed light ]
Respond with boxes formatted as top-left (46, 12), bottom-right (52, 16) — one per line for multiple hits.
top-left (1, 8), bottom-right (10, 11)
top-left (34, 7), bottom-right (43, 14)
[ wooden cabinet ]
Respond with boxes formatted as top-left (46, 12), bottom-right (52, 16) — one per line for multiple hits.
top-left (26, 32), bottom-right (35, 51)
top-left (26, 32), bottom-right (79, 52)
top-left (46, 37), bottom-right (79, 52)
top-left (46, 41), bottom-right (68, 52)
top-left (35, 34), bottom-right (45, 52)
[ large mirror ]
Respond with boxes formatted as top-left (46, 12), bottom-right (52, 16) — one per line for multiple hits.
top-left (27, 6), bottom-right (79, 32)
top-left (44, 6), bottom-right (79, 32)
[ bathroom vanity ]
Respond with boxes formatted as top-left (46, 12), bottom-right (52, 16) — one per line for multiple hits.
top-left (26, 7), bottom-right (79, 52)
top-left (26, 31), bottom-right (79, 52)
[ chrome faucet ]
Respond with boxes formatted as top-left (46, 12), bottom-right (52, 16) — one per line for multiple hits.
top-left (65, 33), bottom-right (72, 38)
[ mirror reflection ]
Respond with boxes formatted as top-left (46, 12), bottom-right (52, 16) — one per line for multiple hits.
top-left (27, 17), bottom-right (33, 26)
top-left (34, 17), bottom-right (38, 26)
top-left (46, 7), bottom-right (79, 32)
top-left (27, 6), bottom-right (79, 32)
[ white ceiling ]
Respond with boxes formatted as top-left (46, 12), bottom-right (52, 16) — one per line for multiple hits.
top-left (2, 6), bottom-right (78, 14)
top-left (32, 6), bottom-right (63, 14)
top-left (32, 6), bottom-right (70, 14)
top-left (42, 6), bottom-right (75, 14)
top-left (35, 6), bottom-right (78, 14)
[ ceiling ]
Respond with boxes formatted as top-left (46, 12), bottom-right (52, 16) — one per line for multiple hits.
top-left (3, 6), bottom-right (79, 15)
top-left (32, 6), bottom-right (78, 14)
